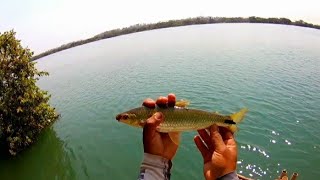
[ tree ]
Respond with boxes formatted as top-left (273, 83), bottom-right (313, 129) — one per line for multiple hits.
top-left (0, 30), bottom-right (59, 155)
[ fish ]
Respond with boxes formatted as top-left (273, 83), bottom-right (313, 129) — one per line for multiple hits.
top-left (116, 100), bottom-right (248, 144)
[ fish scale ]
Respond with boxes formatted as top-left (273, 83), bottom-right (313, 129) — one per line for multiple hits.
top-left (117, 106), bottom-right (248, 133)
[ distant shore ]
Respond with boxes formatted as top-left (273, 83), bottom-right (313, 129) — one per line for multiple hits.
top-left (31, 16), bottom-right (320, 61)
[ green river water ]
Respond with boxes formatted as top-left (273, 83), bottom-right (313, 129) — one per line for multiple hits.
top-left (1, 24), bottom-right (319, 180)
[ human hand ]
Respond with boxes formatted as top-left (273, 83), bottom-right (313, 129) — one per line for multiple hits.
top-left (194, 125), bottom-right (237, 180)
top-left (142, 93), bottom-right (179, 160)
top-left (277, 170), bottom-right (298, 180)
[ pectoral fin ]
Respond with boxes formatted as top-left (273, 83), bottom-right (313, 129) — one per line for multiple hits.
top-left (175, 99), bottom-right (190, 108)
top-left (168, 132), bottom-right (181, 145)
top-left (228, 125), bottom-right (238, 133)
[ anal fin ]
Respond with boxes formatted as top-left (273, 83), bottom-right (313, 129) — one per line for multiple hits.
top-left (168, 132), bottom-right (181, 145)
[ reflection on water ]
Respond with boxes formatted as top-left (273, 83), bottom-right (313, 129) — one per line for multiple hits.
top-left (0, 128), bottom-right (76, 180)
top-left (238, 143), bottom-right (270, 178)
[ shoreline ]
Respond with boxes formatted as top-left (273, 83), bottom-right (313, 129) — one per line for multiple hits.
top-left (31, 16), bottom-right (320, 61)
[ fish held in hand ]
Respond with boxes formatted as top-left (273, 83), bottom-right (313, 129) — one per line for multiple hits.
top-left (116, 103), bottom-right (248, 133)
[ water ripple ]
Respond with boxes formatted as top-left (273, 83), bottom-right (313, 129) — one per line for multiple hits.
top-left (27, 24), bottom-right (320, 180)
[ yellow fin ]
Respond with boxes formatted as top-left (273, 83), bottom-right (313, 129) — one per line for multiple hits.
top-left (168, 132), bottom-right (181, 145)
top-left (175, 99), bottom-right (190, 108)
top-left (230, 108), bottom-right (248, 124)
top-left (228, 125), bottom-right (238, 133)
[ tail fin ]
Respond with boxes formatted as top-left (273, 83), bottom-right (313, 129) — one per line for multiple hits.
top-left (230, 108), bottom-right (248, 124)
top-left (228, 108), bottom-right (248, 133)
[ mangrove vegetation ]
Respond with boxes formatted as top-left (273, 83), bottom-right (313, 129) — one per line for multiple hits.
top-left (0, 30), bottom-right (59, 155)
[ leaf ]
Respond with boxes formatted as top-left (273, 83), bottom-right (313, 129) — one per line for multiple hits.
top-left (0, 30), bottom-right (59, 155)
top-left (17, 107), bottom-right (23, 113)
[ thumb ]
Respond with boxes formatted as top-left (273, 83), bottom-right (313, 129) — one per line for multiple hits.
top-left (210, 125), bottom-right (225, 153)
top-left (143, 112), bottom-right (163, 140)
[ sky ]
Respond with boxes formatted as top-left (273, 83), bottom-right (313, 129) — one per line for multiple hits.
top-left (1, 0), bottom-right (319, 54)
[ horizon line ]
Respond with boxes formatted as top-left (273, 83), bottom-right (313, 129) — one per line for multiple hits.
top-left (30, 16), bottom-right (320, 61)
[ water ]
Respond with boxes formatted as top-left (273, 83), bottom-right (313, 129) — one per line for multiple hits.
top-left (1, 24), bottom-right (319, 179)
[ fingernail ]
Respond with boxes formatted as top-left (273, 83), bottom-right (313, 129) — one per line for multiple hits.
top-left (168, 93), bottom-right (176, 107)
top-left (154, 112), bottom-right (162, 120)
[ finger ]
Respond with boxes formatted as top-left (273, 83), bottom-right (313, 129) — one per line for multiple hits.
top-left (194, 135), bottom-right (211, 163)
top-left (197, 129), bottom-right (214, 150)
top-left (280, 170), bottom-right (288, 179)
top-left (156, 96), bottom-right (168, 108)
top-left (161, 133), bottom-right (179, 160)
top-left (168, 93), bottom-right (176, 107)
top-left (143, 112), bottom-right (163, 141)
top-left (290, 172), bottom-right (298, 180)
top-left (160, 133), bottom-right (170, 140)
top-left (219, 127), bottom-right (236, 146)
top-left (210, 125), bottom-right (226, 152)
top-left (142, 98), bottom-right (156, 108)
top-left (219, 126), bottom-right (232, 140)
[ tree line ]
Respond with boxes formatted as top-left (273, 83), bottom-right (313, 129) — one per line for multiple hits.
top-left (31, 16), bottom-right (320, 61)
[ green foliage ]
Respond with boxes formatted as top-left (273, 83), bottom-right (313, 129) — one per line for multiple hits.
top-left (0, 30), bottom-right (59, 155)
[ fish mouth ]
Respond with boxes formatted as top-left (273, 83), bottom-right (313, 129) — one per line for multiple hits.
top-left (116, 114), bottom-right (121, 121)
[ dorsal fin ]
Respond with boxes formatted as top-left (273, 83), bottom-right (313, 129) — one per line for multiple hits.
top-left (175, 99), bottom-right (190, 108)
